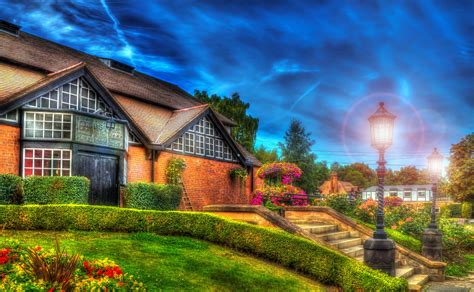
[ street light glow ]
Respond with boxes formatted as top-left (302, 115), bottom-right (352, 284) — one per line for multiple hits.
top-left (427, 148), bottom-right (443, 178)
top-left (368, 102), bottom-right (396, 151)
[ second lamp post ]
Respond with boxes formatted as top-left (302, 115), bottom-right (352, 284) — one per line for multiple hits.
top-left (422, 148), bottom-right (444, 261)
top-left (364, 102), bottom-right (396, 276)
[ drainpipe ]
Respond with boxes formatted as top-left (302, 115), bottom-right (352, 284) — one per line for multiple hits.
top-left (151, 150), bottom-right (155, 183)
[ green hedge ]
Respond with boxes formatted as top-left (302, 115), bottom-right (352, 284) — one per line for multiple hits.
top-left (440, 203), bottom-right (462, 218)
top-left (461, 202), bottom-right (473, 219)
top-left (360, 221), bottom-right (422, 253)
top-left (0, 174), bottom-right (23, 204)
top-left (123, 182), bottom-right (182, 210)
top-left (0, 205), bottom-right (407, 291)
top-left (23, 176), bottom-right (89, 204)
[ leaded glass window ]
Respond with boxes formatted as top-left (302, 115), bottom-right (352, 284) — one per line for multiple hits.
top-left (167, 116), bottom-right (237, 162)
top-left (23, 148), bottom-right (72, 177)
top-left (0, 110), bottom-right (18, 122)
top-left (27, 78), bottom-right (114, 117)
top-left (24, 112), bottom-right (72, 140)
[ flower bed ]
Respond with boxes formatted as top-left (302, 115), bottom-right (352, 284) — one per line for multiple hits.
top-left (0, 239), bottom-right (143, 291)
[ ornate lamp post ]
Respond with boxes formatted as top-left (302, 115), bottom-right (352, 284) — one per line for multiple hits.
top-left (422, 148), bottom-right (443, 260)
top-left (364, 102), bottom-right (396, 276)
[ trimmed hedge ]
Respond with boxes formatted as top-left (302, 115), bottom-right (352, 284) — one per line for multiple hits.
top-left (461, 202), bottom-right (473, 219)
top-left (440, 203), bottom-right (462, 218)
top-left (0, 174), bottom-right (23, 204)
top-left (23, 176), bottom-right (89, 204)
top-left (123, 182), bottom-right (182, 210)
top-left (0, 205), bottom-right (407, 291)
top-left (361, 221), bottom-right (422, 253)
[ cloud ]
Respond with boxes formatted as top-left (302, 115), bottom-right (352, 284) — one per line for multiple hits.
top-left (0, 0), bottom-right (472, 168)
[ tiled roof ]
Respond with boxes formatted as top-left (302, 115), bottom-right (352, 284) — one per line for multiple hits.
top-left (156, 104), bottom-right (209, 144)
top-left (0, 62), bottom-right (85, 107)
top-left (0, 31), bottom-right (200, 110)
top-left (0, 61), bottom-right (45, 101)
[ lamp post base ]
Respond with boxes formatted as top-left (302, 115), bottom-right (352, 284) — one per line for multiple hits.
top-left (422, 228), bottom-right (443, 261)
top-left (364, 238), bottom-right (396, 276)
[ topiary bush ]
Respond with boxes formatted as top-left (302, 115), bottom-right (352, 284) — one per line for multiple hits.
top-left (23, 176), bottom-right (89, 204)
top-left (0, 205), bottom-right (408, 291)
top-left (123, 182), bottom-right (182, 210)
top-left (0, 174), bottom-right (23, 204)
top-left (461, 202), bottom-right (473, 219)
top-left (440, 203), bottom-right (463, 218)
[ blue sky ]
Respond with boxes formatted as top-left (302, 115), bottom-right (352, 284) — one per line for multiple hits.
top-left (1, 0), bottom-right (473, 169)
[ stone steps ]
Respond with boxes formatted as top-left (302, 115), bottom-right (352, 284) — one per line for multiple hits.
top-left (328, 237), bottom-right (362, 249)
top-left (406, 274), bottom-right (430, 291)
top-left (299, 224), bottom-right (338, 234)
top-left (292, 219), bottom-right (431, 290)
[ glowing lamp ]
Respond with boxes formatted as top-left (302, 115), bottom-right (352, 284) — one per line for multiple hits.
top-left (427, 148), bottom-right (443, 178)
top-left (368, 102), bottom-right (396, 151)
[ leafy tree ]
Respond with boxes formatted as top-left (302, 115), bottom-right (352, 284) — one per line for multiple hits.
top-left (194, 90), bottom-right (259, 152)
top-left (446, 133), bottom-right (474, 202)
top-left (329, 162), bottom-right (376, 189)
top-left (279, 120), bottom-right (321, 193)
top-left (394, 166), bottom-right (422, 185)
top-left (254, 145), bottom-right (279, 164)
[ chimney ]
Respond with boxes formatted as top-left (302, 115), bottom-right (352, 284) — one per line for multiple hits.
top-left (330, 172), bottom-right (338, 193)
top-left (0, 20), bottom-right (21, 36)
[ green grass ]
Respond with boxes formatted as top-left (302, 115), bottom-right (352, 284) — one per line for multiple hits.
top-left (446, 254), bottom-right (474, 277)
top-left (0, 230), bottom-right (327, 291)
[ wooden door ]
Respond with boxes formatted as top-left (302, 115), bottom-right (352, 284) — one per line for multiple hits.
top-left (75, 152), bottom-right (119, 206)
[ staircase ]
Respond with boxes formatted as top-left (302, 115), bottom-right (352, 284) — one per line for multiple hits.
top-left (289, 218), bottom-right (430, 291)
top-left (179, 182), bottom-right (193, 211)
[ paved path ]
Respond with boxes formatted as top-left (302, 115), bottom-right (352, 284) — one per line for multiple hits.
top-left (424, 275), bottom-right (474, 292)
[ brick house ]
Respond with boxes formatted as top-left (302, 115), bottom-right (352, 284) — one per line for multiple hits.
top-left (0, 21), bottom-right (262, 210)
top-left (319, 173), bottom-right (359, 195)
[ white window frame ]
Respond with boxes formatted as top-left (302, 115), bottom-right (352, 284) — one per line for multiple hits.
top-left (184, 132), bottom-right (195, 153)
top-left (195, 134), bottom-right (205, 155)
top-left (23, 111), bottom-right (73, 141)
top-left (23, 148), bottom-right (72, 177)
top-left (0, 109), bottom-right (18, 122)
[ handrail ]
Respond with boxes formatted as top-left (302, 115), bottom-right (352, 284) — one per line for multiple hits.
top-left (285, 206), bottom-right (447, 269)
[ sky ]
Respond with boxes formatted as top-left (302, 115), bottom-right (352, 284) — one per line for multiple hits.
top-left (1, 0), bottom-right (473, 170)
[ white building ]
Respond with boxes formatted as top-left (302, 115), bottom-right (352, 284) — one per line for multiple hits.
top-left (361, 185), bottom-right (433, 202)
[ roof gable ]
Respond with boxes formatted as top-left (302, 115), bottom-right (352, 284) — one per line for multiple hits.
top-left (0, 63), bottom-right (148, 145)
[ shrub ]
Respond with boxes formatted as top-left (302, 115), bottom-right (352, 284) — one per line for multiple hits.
top-left (123, 182), bottom-right (182, 210)
top-left (440, 203), bottom-right (462, 218)
top-left (257, 162), bottom-right (302, 185)
top-left (325, 194), bottom-right (356, 215)
top-left (461, 202), bottom-right (473, 219)
top-left (165, 158), bottom-right (186, 185)
top-left (384, 196), bottom-right (403, 207)
top-left (23, 176), bottom-right (89, 204)
top-left (0, 174), bottom-right (23, 204)
top-left (0, 205), bottom-right (407, 291)
top-left (354, 199), bottom-right (377, 224)
top-left (251, 185), bottom-right (308, 207)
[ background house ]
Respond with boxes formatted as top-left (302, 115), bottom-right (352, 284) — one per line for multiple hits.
top-left (361, 185), bottom-right (452, 203)
top-left (319, 173), bottom-right (359, 195)
top-left (0, 20), bottom-right (262, 210)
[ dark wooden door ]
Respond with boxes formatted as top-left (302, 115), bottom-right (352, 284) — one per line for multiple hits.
top-left (75, 152), bottom-right (119, 206)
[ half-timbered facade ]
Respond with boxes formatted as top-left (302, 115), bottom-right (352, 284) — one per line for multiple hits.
top-left (0, 21), bottom-right (262, 210)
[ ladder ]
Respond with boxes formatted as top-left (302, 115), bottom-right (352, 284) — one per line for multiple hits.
top-left (179, 181), bottom-right (193, 211)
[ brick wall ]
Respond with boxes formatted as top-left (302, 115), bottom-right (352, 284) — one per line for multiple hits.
top-left (0, 124), bottom-right (20, 175)
top-left (126, 145), bottom-right (152, 182)
top-left (154, 151), bottom-right (256, 210)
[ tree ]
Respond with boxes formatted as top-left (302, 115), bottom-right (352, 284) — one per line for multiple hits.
top-left (194, 90), bottom-right (259, 152)
top-left (329, 162), bottom-right (376, 189)
top-left (446, 133), bottom-right (474, 202)
top-left (279, 119), bottom-right (320, 193)
top-left (254, 145), bottom-right (279, 164)
top-left (395, 166), bottom-right (421, 185)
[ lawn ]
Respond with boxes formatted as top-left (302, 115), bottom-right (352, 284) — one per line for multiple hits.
top-left (0, 230), bottom-right (327, 291)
